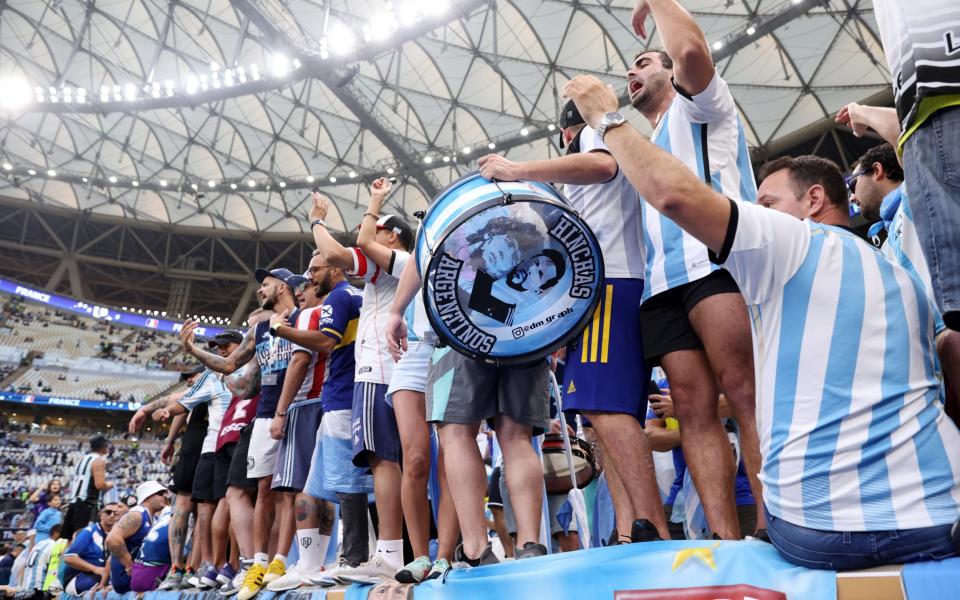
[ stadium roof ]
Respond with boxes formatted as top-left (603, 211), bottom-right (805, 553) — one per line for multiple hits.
top-left (0, 0), bottom-right (892, 237)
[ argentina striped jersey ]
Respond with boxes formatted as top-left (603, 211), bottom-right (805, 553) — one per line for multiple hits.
top-left (721, 201), bottom-right (960, 531)
top-left (641, 73), bottom-right (756, 301)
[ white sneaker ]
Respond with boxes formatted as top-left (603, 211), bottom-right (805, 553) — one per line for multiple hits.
top-left (335, 554), bottom-right (400, 585)
top-left (266, 565), bottom-right (309, 592)
top-left (218, 568), bottom-right (246, 596)
top-left (308, 559), bottom-right (351, 587)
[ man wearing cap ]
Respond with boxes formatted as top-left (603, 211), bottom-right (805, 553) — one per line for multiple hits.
top-left (141, 334), bottom-right (242, 590)
top-left (62, 502), bottom-right (121, 595)
top-left (479, 98), bottom-right (670, 544)
top-left (178, 267), bottom-right (306, 600)
top-left (308, 178), bottom-right (413, 582)
top-left (104, 481), bottom-right (169, 594)
top-left (61, 436), bottom-right (114, 540)
top-left (128, 369), bottom-right (203, 590)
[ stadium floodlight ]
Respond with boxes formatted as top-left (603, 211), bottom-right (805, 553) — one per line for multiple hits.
top-left (62, 87), bottom-right (73, 103)
top-left (186, 74), bottom-right (199, 95)
top-left (396, 2), bottom-right (421, 27)
top-left (328, 25), bottom-right (357, 56)
top-left (81, 177), bottom-right (88, 183)
top-left (520, 127), bottom-right (530, 136)
top-left (159, 179), bottom-right (168, 187)
top-left (46, 170), bottom-right (56, 177)
top-left (199, 74), bottom-right (208, 91)
top-left (547, 123), bottom-right (556, 131)
top-left (191, 183), bottom-right (199, 190)
top-left (442, 156), bottom-right (450, 163)
top-left (426, 0), bottom-right (451, 15)
top-left (329, 176), bottom-right (337, 183)
top-left (0, 77), bottom-right (33, 110)
top-left (224, 69), bottom-right (235, 87)
top-left (279, 181), bottom-right (286, 188)
top-left (247, 179), bottom-right (256, 187)
top-left (370, 13), bottom-right (399, 40)
top-left (305, 175), bottom-right (315, 183)
top-left (387, 167), bottom-right (395, 174)
top-left (27, 169), bottom-right (36, 175)
top-left (132, 181), bottom-right (139, 187)
top-left (423, 156), bottom-right (433, 164)
top-left (712, 40), bottom-right (724, 51)
top-left (230, 183), bottom-right (238, 190)
top-left (746, 25), bottom-right (757, 35)
top-left (164, 80), bottom-right (174, 97)
top-left (208, 180), bottom-right (217, 188)
top-left (48, 87), bottom-right (58, 103)
top-left (108, 176), bottom-right (117, 183)
top-left (236, 66), bottom-right (247, 84)
top-left (150, 82), bottom-right (160, 98)
top-left (250, 64), bottom-right (261, 81)
top-left (112, 85), bottom-right (122, 101)
top-left (100, 86), bottom-right (110, 102)
top-left (488, 142), bottom-right (496, 149)
top-left (271, 53), bottom-right (291, 78)
top-left (2, 163), bottom-right (12, 170)
top-left (462, 146), bottom-right (472, 154)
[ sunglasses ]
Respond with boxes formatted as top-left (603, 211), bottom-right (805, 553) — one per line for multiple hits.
top-left (844, 166), bottom-right (873, 195)
top-left (101, 509), bottom-right (117, 516)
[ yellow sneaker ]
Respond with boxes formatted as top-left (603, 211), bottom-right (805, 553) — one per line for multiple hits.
top-left (237, 563), bottom-right (266, 600)
top-left (261, 558), bottom-right (286, 584)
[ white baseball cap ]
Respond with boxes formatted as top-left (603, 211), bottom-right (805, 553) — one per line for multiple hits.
top-left (136, 480), bottom-right (168, 505)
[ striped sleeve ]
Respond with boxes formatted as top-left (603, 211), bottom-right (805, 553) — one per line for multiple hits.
top-left (178, 370), bottom-right (215, 410)
top-left (346, 247), bottom-right (382, 283)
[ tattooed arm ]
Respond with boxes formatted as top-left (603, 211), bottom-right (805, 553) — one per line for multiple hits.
top-left (179, 321), bottom-right (257, 375)
top-left (105, 511), bottom-right (142, 571)
top-left (128, 390), bottom-right (186, 434)
top-left (225, 360), bottom-right (261, 399)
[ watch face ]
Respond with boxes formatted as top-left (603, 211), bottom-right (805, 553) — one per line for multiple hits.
top-left (605, 112), bottom-right (625, 125)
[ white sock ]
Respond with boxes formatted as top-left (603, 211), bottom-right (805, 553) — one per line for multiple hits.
top-left (375, 539), bottom-right (404, 568)
top-left (253, 553), bottom-right (268, 568)
top-left (296, 529), bottom-right (330, 572)
top-left (272, 554), bottom-right (286, 566)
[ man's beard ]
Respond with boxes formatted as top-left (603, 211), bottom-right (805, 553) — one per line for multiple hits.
top-left (629, 76), bottom-right (666, 112)
top-left (260, 296), bottom-right (275, 310)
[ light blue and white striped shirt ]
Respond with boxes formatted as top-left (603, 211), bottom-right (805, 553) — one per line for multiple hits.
top-left (723, 201), bottom-right (960, 531)
top-left (641, 73), bottom-right (757, 301)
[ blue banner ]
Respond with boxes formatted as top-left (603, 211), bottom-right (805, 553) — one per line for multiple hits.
top-left (0, 277), bottom-right (224, 337)
top-left (0, 390), bottom-right (141, 412)
top-left (412, 540), bottom-right (835, 600)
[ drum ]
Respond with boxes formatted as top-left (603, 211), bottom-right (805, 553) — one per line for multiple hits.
top-left (541, 434), bottom-right (599, 495)
top-left (416, 172), bottom-right (604, 364)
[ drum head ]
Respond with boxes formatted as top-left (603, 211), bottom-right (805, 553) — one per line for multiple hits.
top-left (421, 180), bottom-right (604, 364)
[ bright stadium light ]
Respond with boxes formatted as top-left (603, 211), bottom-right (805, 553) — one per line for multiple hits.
top-left (191, 183), bottom-right (199, 190)
top-left (370, 13), bottom-right (399, 40)
top-left (329, 176), bottom-right (337, 183)
top-left (2, 163), bottom-right (12, 170)
top-left (159, 179), bottom-right (168, 187)
top-left (462, 146), bottom-right (472, 154)
top-left (746, 25), bottom-right (757, 35)
top-left (278, 181), bottom-right (286, 188)
top-left (305, 175), bottom-right (315, 183)
top-left (81, 177), bottom-right (88, 183)
top-left (27, 169), bottom-right (36, 175)
top-left (247, 179), bottom-right (256, 187)
top-left (520, 127), bottom-right (530, 136)
top-left (712, 40), bottom-right (724, 51)
top-left (547, 123), bottom-right (556, 131)
top-left (108, 176), bottom-right (117, 183)
top-left (208, 180), bottom-right (217, 188)
top-left (249, 64), bottom-right (261, 81)
top-left (328, 25), bottom-right (357, 56)
top-left (488, 142), bottom-right (496, 149)
top-left (230, 183), bottom-right (238, 190)
top-left (46, 169), bottom-right (56, 177)
top-left (423, 156), bottom-right (433, 164)
top-left (387, 167), bottom-right (395, 174)
top-left (271, 53), bottom-right (291, 77)
top-left (131, 180), bottom-right (139, 187)
top-left (0, 77), bottom-right (33, 110)
top-left (123, 83), bottom-right (137, 101)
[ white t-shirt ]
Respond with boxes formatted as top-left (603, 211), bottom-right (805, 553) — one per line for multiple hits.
top-left (563, 125), bottom-right (645, 279)
top-left (641, 73), bottom-right (757, 301)
top-left (347, 247), bottom-right (408, 384)
top-left (178, 369), bottom-right (233, 454)
top-left (721, 200), bottom-right (960, 531)
top-left (291, 305), bottom-right (325, 404)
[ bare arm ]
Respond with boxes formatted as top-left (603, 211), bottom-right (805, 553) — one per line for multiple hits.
top-left (269, 351), bottom-right (310, 439)
top-left (308, 193), bottom-right (355, 269)
top-left (63, 554), bottom-right (105, 577)
top-left (224, 361), bottom-right (261, 399)
top-left (91, 458), bottom-right (112, 491)
top-left (477, 151), bottom-right (618, 186)
top-left (632, 0), bottom-right (715, 95)
top-left (105, 512), bottom-right (141, 569)
top-left (273, 324), bottom-right (337, 354)
top-left (385, 255), bottom-right (423, 359)
top-left (28, 488), bottom-right (44, 503)
top-left (644, 417), bottom-right (682, 452)
top-left (355, 178), bottom-right (396, 271)
top-left (835, 103), bottom-right (901, 148)
top-left (179, 321), bottom-right (256, 375)
top-left (565, 76), bottom-right (731, 254)
top-left (129, 390), bottom-right (187, 433)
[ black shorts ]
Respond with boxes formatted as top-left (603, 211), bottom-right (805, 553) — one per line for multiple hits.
top-left (227, 422), bottom-right (258, 490)
top-left (487, 466), bottom-right (504, 508)
top-left (171, 427), bottom-right (205, 495)
top-left (191, 453), bottom-right (217, 503)
top-left (639, 269), bottom-right (741, 366)
top-left (61, 500), bottom-right (96, 540)
top-left (213, 443), bottom-right (237, 500)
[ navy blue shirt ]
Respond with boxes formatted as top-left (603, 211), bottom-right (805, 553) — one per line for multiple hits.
top-left (317, 281), bottom-right (363, 412)
top-left (253, 312), bottom-right (297, 418)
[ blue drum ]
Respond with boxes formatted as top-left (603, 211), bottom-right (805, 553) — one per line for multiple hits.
top-left (416, 172), bottom-right (604, 364)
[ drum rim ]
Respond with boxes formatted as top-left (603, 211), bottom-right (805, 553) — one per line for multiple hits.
top-left (420, 196), bottom-right (605, 365)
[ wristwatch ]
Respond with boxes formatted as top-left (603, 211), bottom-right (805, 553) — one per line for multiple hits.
top-left (310, 218), bottom-right (326, 230)
top-left (270, 321), bottom-right (282, 336)
top-left (596, 111), bottom-right (626, 141)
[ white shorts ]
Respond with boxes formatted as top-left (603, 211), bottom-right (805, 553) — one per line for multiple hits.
top-left (247, 417), bottom-right (281, 479)
top-left (386, 341), bottom-right (435, 404)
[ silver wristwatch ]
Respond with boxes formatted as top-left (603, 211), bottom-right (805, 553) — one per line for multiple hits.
top-left (596, 111), bottom-right (626, 141)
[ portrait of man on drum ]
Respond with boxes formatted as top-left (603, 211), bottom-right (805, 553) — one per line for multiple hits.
top-left (469, 248), bottom-right (567, 325)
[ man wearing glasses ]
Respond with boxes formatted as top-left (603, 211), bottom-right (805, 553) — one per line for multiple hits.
top-left (62, 502), bottom-right (122, 595)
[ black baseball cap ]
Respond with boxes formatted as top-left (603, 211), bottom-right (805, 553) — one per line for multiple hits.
top-left (179, 364), bottom-right (204, 381)
top-left (207, 330), bottom-right (244, 348)
top-left (558, 99), bottom-right (586, 148)
top-left (254, 267), bottom-right (309, 292)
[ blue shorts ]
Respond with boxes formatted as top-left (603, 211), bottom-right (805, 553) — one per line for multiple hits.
top-left (272, 400), bottom-right (324, 492)
top-left (563, 278), bottom-right (651, 417)
top-left (304, 410), bottom-right (375, 502)
top-left (351, 382), bottom-right (401, 467)
top-left (110, 556), bottom-right (132, 594)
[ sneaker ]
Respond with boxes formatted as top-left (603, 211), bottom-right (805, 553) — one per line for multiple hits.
top-left (630, 519), bottom-right (663, 543)
top-left (336, 554), bottom-right (399, 584)
top-left (216, 564), bottom-right (238, 587)
top-left (157, 568), bottom-right (185, 591)
top-left (748, 528), bottom-right (771, 543)
top-left (308, 558), bottom-right (354, 587)
top-left (266, 564), bottom-right (309, 592)
top-left (452, 543), bottom-right (500, 568)
top-left (514, 541), bottom-right (548, 560)
top-left (199, 563), bottom-right (221, 589)
top-left (219, 566), bottom-right (247, 596)
top-left (236, 563), bottom-right (266, 600)
top-left (180, 568), bottom-right (197, 589)
top-left (261, 558), bottom-right (286, 584)
top-left (423, 558), bottom-right (450, 582)
top-left (394, 555), bottom-right (433, 584)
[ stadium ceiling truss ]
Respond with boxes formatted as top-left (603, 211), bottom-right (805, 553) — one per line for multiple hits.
top-left (0, 0), bottom-right (893, 318)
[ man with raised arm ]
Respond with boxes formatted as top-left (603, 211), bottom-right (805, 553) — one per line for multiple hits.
top-left (562, 71), bottom-right (960, 570)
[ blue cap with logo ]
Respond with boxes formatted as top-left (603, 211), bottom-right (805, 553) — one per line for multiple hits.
top-left (254, 267), bottom-right (309, 291)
